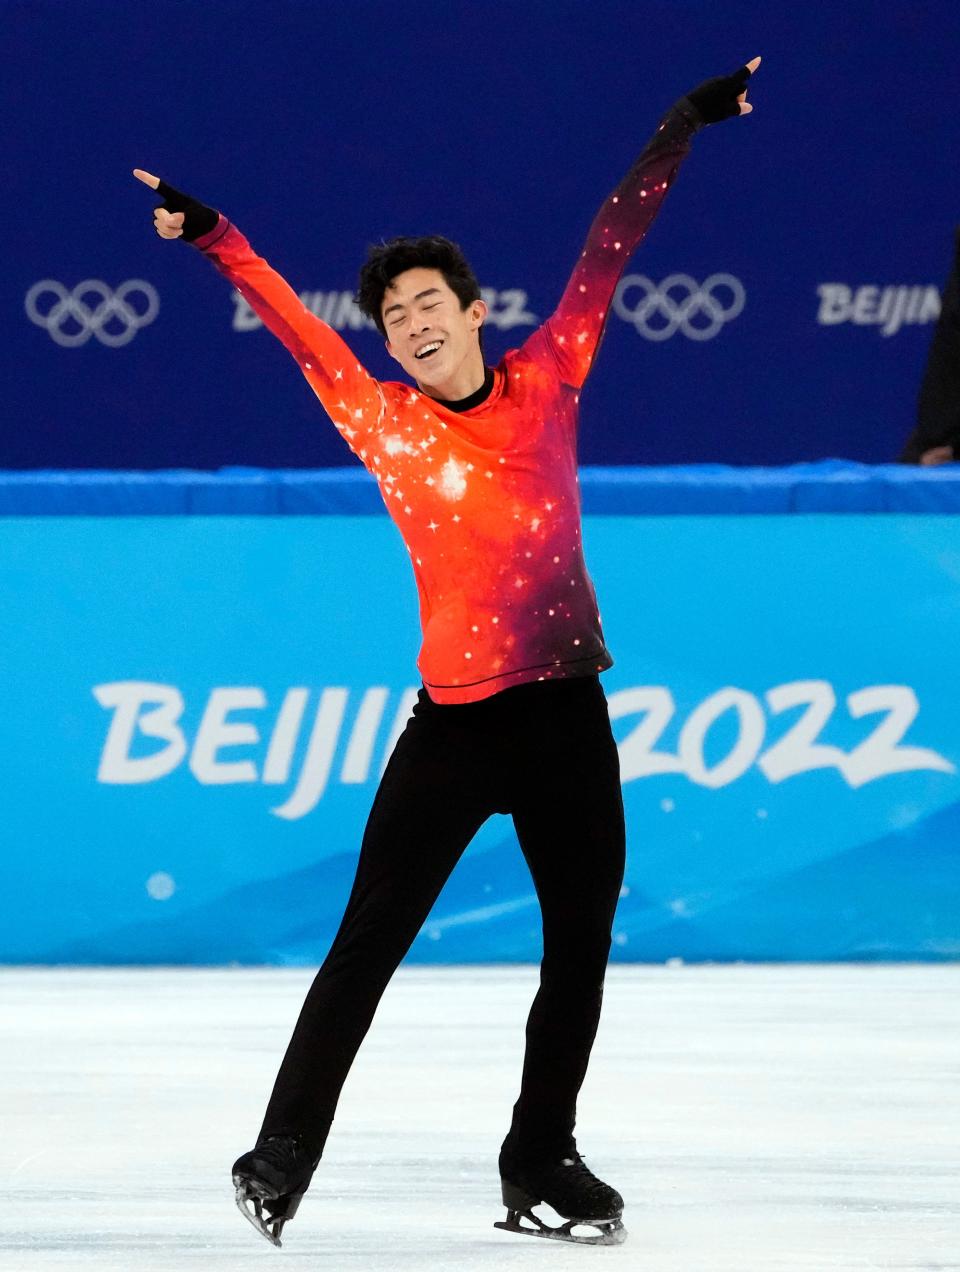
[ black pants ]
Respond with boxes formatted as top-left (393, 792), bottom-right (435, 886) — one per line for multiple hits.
top-left (259, 673), bottom-right (626, 1162)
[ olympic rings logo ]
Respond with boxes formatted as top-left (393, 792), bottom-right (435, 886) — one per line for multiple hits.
top-left (24, 279), bottom-right (160, 348)
top-left (613, 273), bottom-right (745, 341)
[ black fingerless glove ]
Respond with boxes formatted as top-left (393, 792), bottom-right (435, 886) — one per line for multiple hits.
top-left (154, 179), bottom-right (220, 243)
top-left (681, 63), bottom-right (753, 125)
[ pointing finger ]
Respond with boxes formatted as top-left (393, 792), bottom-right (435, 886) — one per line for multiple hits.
top-left (745, 55), bottom-right (761, 74)
top-left (133, 168), bottom-right (161, 190)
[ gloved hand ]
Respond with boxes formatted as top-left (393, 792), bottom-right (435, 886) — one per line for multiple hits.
top-left (681, 55), bottom-right (761, 125)
top-left (132, 169), bottom-right (219, 242)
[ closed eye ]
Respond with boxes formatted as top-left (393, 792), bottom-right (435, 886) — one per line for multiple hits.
top-left (388, 301), bottom-right (442, 328)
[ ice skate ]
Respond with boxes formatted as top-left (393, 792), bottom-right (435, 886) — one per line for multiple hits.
top-left (232, 1133), bottom-right (320, 1247)
top-left (494, 1145), bottom-right (626, 1246)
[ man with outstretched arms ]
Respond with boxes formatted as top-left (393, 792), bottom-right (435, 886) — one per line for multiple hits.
top-left (135, 56), bottom-right (760, 1248)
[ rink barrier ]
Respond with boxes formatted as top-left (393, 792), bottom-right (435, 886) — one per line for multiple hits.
top-left (2, 460), bottom-right (959, 963)
top-left (2, 460), bottom-right (960, 515)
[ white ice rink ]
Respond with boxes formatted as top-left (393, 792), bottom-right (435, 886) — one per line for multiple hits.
top-left (2, 965), bottom-right (957, 1271)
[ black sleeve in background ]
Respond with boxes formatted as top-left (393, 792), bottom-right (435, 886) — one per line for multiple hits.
top-left (899, 226), bottom-right (960, 462)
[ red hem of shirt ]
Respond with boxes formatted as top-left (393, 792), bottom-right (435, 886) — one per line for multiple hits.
top-left (422, 651), bottom-right (613, 704)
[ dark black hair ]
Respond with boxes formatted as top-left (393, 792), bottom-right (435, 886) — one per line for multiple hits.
top-left (356, 235), bottom-right (484, 353)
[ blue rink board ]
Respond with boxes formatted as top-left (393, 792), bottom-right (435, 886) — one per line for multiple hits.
top-left (1, 464), bottom-right (959, 964)
top-left (3, 461), bottom-right (960, 515)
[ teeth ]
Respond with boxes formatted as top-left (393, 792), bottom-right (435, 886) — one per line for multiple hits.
top-left (415, 341), bottom-right (442, 359)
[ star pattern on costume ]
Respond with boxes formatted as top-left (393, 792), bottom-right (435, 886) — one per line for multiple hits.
top-left (438, 456), bottom-right (468, 501)
top-left (200, 97), bottom-right (699, 702)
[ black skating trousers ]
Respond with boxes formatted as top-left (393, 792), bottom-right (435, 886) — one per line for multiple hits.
top-left (259, 672), bottom-right (626, 1160)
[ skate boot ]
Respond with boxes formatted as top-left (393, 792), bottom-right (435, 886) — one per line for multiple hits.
top-left (494, 1141), bottom-right (626, 1245)
top-left (232, 1132), bottom-right (320, 1247)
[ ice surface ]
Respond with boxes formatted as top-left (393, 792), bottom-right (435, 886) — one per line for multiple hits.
top-left (1, 965), bottom-right (958, 1271)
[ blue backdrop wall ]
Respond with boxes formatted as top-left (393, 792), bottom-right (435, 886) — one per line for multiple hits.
top-left (5, 0), bottom-right (959, 469)
top-left (2, 466), bottom-right (958, 965)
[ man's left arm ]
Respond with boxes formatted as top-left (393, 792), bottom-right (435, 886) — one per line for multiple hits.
top-left (524, 58), bottom-right (761, 388)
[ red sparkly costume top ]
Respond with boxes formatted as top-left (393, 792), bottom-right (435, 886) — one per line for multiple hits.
top-left (194, 100), bottom-right (704, 703)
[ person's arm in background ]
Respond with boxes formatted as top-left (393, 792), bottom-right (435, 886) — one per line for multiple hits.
top-left (899, 227), bottom-right (960, 464)
top-left (518, 58), bottom-right (761, 388)
top-left (132, 170), bottom-right (386, 455)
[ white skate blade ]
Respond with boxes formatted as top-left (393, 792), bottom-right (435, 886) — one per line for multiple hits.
top-left (234, 1179), bottom-right (285, 1247)
top-left (495, 1207), bottom-right (627, 1246)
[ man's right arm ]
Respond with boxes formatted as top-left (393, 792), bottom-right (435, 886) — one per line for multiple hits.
top-left (133, 170), bottom-right (387, 454)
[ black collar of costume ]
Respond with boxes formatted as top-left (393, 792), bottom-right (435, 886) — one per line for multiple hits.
top-left (430, 366), bottom-right (495, 413)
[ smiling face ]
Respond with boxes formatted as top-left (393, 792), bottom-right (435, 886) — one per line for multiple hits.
top-left (382, 267), bottom-right (487, 398)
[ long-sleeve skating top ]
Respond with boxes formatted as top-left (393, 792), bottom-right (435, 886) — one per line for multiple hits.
top-left (193, 99), bottom-right (705, 703)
